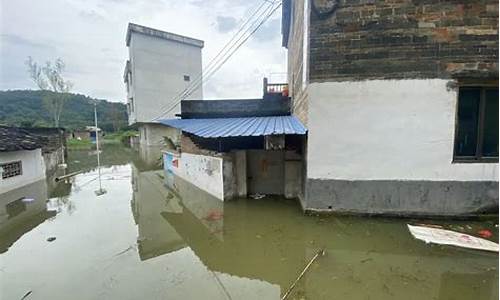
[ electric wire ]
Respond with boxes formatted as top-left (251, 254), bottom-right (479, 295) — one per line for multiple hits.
top-left (151, 1), bottom-right (282, 121)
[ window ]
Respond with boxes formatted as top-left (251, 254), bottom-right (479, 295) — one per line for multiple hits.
top-left (184, 75), bottom-right (190, 82)
top-left (1, 161), bottom-right (23, 179)
top-left (454, 86), bottom-right (498, 162)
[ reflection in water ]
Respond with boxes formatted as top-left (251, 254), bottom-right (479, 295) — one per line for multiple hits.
top-left (0, 145), bottom-right (498, 300)
top-left (131, 166), bottom-right (184, 260)
top-left (0, 179), bottom-right (56, 253)
top-left (132, 147), bottom-right (498, 299)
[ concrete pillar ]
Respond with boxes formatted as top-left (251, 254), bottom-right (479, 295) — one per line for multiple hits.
top-left (234, 150), bottom-right (247, 197)
top-left (284, 151), bottom-right (302, 199)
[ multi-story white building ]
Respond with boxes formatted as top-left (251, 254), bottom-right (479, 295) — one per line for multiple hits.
top-left (124, 23), bottom-right (204, 146)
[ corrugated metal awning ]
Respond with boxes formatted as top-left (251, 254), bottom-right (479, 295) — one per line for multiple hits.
top-left (159, 115), bottom-right (307, 138)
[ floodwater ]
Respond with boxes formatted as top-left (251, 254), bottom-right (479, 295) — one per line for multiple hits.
top-left (1, 144), bottom-right (498, 300)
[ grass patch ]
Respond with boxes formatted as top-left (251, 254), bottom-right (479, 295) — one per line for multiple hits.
top-left (67, 138), bottom-right (93, 149)
top-left (103, 130), bottom-right (138, 144)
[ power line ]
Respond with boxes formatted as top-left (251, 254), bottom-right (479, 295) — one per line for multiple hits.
top-left (180, 2), bottom-right (280, 101)
top-left (160, 3), bottom-right (279, 117)
top-left (181, 2), bottom-right (281, 103)
top-left (151, 1), bottom-right (282, 121)
top-left (152, 1), bottom-right (279, 121)
top-left (150, 0), bottom-right (273, 121)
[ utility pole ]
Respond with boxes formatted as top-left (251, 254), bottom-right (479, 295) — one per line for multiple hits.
top-left (94, 102), bottom-right (106, 196)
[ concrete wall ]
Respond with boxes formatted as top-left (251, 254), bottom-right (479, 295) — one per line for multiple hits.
top-left (304, 79), bottom-right (498, 215)
top-left (234, 151), bottom-right (247, 197)
top-left (164, 151), bottom-right (225, 200)
top-left (139, 123), bottom-right (180, 147)
top-left (128, 32), bottom-right (203, 123)
top-left (43, 148), bottom-right (64, 177)
top-left (247, 150), bottom-right (285, 195)
top-left (0, 149), bottom-right (46, 194)
top-left (284, 151), bottom-right (302, 199)
top-left (180, 98), bottom-right (291, 119)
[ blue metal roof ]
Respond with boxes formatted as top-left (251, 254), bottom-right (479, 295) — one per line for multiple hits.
top-left (159, 115), bottom-right (307, 138)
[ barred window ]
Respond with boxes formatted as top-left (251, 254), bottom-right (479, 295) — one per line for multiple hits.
top-left (454, 87), bottom-right (498, 162)
top-left (1, 161), bottom-right (23, 179)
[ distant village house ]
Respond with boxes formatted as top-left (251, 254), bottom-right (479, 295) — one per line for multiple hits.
top-left (0, 126), bottom-right (66, 194)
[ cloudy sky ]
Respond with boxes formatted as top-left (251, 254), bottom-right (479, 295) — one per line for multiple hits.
top-left (0, 0), bottom-right (287, 102)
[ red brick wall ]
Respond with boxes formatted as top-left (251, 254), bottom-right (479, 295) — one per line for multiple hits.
top-left (309, 0), bottom-right (499, 81)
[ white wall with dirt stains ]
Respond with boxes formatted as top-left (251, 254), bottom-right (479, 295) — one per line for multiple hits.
top-left (307, 79), bottom-right (499, 181)
top-left (0, 149), bottom-right (46, 194)
top-left (164, 151), bottom-right (224, 200)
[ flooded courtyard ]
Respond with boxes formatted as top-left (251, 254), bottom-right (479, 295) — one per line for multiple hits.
top-left (1, 145), bottom-right (498, 300)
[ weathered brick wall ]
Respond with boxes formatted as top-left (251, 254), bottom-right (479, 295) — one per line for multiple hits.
top-left (286, 0), bottom-right (310, 125)
top-left (309, 0), bottom-right (499, 81)
top-left (180, 134), bottom-right (218, 156)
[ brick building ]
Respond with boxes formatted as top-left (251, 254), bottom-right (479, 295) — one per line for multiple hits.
top-left (282, 0), bottom-right (499, 216)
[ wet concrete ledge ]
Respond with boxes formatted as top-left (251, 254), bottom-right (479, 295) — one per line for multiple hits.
top-left (304, 179), bottom-right (499, 218)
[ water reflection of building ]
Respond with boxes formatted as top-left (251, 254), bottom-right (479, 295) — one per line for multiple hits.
top-left (130, 149), bottom-right (281, 298)
top-left (0, 179), bottom-right (56, 253)
top-left (131, 146), bottom-right (498, 299)
top-left (159, 188), bottom-right (498, 299)
top-left (130, 144), bottom-right (185, 261)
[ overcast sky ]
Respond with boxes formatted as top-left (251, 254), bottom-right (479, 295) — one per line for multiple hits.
top-left (0, 0), bottom-right (287, 102)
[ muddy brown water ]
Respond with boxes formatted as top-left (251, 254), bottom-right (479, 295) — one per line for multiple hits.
top-left (0, 145), bottom-right (498, 299)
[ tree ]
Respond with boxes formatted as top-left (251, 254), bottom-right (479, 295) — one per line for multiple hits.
top-left (110, 104), bottom-right (122, 132)
top-left (26, 57), bottom-right (73, 127)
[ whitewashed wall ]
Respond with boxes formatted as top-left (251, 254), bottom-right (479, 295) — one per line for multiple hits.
top-left (139, 123), bottom-right (180, 147)
top-left (0, 149), bottom-right (46, 194)
top-left (307, 79), bottom-right (498, 181)
top-left (164, 152), bottom-right (224, 200)
top-left (129, 33), bottom-right (203, 123)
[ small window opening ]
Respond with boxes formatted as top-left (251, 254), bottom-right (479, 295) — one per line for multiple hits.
top-left (454, 86), bottom-right (498, 162)
top-left (1, 161), bottom-right (23, 179)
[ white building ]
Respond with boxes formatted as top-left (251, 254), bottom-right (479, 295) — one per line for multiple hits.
top-left (0, 127), bottom-right (46, 194)
top-left (124, 23), bottom-right (204, 146)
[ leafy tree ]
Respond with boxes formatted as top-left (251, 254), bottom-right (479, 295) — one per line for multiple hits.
top-left (26, 57), bottom-right (73, 127)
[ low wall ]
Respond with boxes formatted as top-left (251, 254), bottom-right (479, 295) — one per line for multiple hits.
top-left (43, 148), bottom-right (64, 177)
top-left (163, 151), bottom-right (226, 200)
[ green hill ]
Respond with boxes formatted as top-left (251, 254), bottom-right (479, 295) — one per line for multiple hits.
top-left (0, 90), bottom-right (128, 132)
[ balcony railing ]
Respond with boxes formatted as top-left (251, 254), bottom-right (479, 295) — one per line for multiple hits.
top-left (263, 78), bottom-right (289, 98)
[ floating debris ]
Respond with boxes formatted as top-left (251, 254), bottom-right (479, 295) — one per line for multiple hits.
top-left (477, 229), bottom-right (493, 239)
top-left (21, 290), bottom-right (32, 300)
top-left (281, 249), bottom-right (325, 300)
top-left (113, 244), bottom-right (137, 257)
top-left (407, 224), bottom-right (498, 252)
top-left (249, 194), bottom-right (266, 200)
